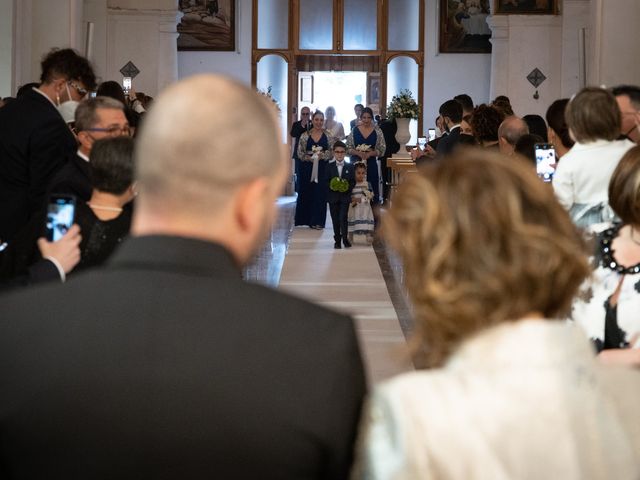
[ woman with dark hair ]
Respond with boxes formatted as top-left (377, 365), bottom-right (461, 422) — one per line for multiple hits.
top-left (545, 98), bottom-right (574, 159)
top-left (352, 149), bottom-right (640, 479)
top-left (295, 110), bottom-right (333, 229)
top-left (571, 145), bottom-right (640, 366)
top-left (346, 107), bottom-right (386, 203)
top-left (523, 114), bottom-right (548, 142)
top-left (469, 104), bottom-right (504, 148)
top-left (553, 87), bottom-right (634, 228)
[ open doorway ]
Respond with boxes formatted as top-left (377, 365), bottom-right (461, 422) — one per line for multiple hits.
top-left (297, 71), bottom-right (368, 136)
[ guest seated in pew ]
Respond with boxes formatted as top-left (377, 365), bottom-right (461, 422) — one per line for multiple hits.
top-left (351, 149), bottom-right (640, 480)
top-left (570, 145), bottom-right (640, 367)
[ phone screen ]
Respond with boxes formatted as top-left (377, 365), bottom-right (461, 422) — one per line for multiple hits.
top-left (535, 143), bottom-right (556, 182)
top-left (46, 195), bottom-right (75, 241)
top-left (428, 128), bottom-right (436, 141)
top-left (123, 77), bottom-right (132, 94)
top-left (418, 137), bottom-right (427, 148)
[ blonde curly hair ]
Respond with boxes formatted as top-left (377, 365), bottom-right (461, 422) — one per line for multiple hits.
top-left (384, 149), bottom-right (590, 367)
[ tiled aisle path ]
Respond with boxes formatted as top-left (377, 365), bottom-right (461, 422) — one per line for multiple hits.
top-left (277, 219), bottom-right (413, 384)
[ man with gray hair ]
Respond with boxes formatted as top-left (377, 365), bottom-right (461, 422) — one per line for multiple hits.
top-left (498, 115), bottom-right (530, 155)
top-left (0, 75), bottom-right (366, 478)
top-left (48, 96), bottom-right (129, 201)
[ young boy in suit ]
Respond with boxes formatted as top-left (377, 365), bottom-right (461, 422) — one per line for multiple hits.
top-left (326, 141), bottom-right (355, 249)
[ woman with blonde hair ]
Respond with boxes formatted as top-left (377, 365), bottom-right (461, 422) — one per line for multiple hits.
top-left (352, 149), bottom-right (640, 479)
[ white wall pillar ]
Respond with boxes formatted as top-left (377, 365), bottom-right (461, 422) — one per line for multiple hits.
top-left (106, 6), bottom-right (180, 96)
top-left (560, 0), bottom-right (590, 97)
top-left (486, 15), bottom-right (509, 102)
top-left (487, 14), bottom-right (562, 117)
top-left (589, 0), bottom-right (640, 87)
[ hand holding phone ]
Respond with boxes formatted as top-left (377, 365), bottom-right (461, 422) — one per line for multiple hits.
top-left (122, 77), bottom-right (132, 95)
top-left (535, 143), bottom-right (556, 182)
top-left (46, 195), bottom-right (76, 242)
top-left (428, 128), bottom-right (436, 141)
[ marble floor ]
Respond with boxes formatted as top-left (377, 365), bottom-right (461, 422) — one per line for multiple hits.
top-left (244, 197), bottom-right (414, 384)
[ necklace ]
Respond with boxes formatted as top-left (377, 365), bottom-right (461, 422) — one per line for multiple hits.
top-left (630, 226), bottom-right (640, 246)
top-left (87, 203), bottom-right (123, 212)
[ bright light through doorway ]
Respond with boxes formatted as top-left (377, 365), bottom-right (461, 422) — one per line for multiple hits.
top-left (298, 71), bottom-right (367, 133)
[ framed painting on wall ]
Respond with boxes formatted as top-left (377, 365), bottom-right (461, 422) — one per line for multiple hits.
top-left (439, 0), bottom-right (492, 53)
top-left (494, 0), bottom-right (557, 14)
top-left (178, 0), bottom-right (235, 51)
top-left (367, 73), bottom-right (381, 107)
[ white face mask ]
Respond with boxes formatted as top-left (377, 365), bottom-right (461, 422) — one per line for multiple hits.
top-left (435, 127), bottom-right (443, 138)
top-left (58, 100), bottom-right (79, 124)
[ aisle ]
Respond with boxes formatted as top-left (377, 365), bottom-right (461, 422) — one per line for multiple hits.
top-left (278, 218), bottom-right (413, 384)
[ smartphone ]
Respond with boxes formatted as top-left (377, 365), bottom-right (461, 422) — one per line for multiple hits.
top-left (45, 195), bottom-right (76, 242)
top-left (122, 77), bottom-right (132, 95)
top-left (428, 128), bottom-right (436, 141)
top-left (418, 137), bottom-right (427, 149)
top-left (89, 91), bottom-right (97, 98)
top-left (535, 143), bottom-right (556, 182)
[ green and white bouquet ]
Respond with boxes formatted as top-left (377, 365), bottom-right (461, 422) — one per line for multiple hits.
top-left (387, 89), bottom-right (420, 120)
top-left (330, 177), bottom-right (350, 193)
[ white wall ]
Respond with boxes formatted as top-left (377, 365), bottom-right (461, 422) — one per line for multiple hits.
top-left (0, 0), bottom-right (14, 97)
top-left (590, 0), bottom-right (640, 87)
top-left (423, 0), bottom-right (492, 127)
top-left (178, 0), bottom-right (252, 85)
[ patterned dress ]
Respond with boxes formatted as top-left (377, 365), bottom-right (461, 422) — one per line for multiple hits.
top-left (346, 126), bottom-right (386, 203)
top-left (295, 130), bottom-right (333, 227)
top-left (348, 181), bottom-right (375, 235)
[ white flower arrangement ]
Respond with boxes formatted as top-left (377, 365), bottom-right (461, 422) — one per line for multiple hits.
top-left (356, 144), bottom-right (371, 152)
top-left (362, 188), bottom-right (374, 202)
top-left (311, 145), bottom-right (324, 161)
top-left (387, 89), bottom-right (420, 120)
top-left (256, 85), bottom-right (281, 113)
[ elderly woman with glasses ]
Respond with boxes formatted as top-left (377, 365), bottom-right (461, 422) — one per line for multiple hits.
top-left (352, 149), bottom-right (640, 479)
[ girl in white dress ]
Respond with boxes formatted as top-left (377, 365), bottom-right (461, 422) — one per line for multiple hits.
top-left (347, 162), bottom-right (375, 244)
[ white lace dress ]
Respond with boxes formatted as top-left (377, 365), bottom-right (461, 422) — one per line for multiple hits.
top-left (348, 181), bottom-right (375, 234)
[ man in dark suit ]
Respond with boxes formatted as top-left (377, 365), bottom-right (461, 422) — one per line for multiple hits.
top-left (0, 48), bottom-right (96, 244)
top-left (326, 141), bottom-right (355, 249)
top-left (436, 99), bottom-right (464, 157)
top-left (48, 97), bottom-right (129, 202)
top-left (0, 75), bottom-right (367, 479)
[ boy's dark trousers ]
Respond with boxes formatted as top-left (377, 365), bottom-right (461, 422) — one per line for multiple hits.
top-left (329, 198), bottom-right (350, 244)
top-left (326, 161), bottom-right (354, 246)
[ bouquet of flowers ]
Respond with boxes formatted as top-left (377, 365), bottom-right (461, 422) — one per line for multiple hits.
top-left (387, 89), bottom-right (420, 120)
top-left (356, 144), bottom-right (371, 152)
top-left (311, 145), bottom-right (324, 161)
top-left (330, 177), bottom-right (350, 193)
top-left (256, 85), bottom-right (281, 113)
top-left (362, 188), bottom-right (374, 201)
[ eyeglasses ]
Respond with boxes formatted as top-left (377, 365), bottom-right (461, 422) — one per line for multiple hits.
top-left (86, 125), bottom-right (131, 137)
top-left (301, 112), bottom-right (310, 116)
top-left (334, 150), bottom-right (346, 154)
top-left (67, 81), bottom-right (89, 97)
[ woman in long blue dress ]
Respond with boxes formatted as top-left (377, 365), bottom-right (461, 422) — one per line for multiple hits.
top-left (346, 107), bottom-right (386, 204)
top-left (295, 111), bottom-right (333, 228)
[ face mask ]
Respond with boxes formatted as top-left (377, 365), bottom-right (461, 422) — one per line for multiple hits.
top-left (435, 127), bottom-right (443, 138)
top-left (58, 100), bottom-right (79, 124)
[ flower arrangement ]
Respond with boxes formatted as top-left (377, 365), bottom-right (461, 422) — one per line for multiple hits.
top-left (362, 188), bottom-right (374, 201)
top-left (330, 177), bottom-right (350, 193)
top-left (311, 145), bottom-right (324, 161)
top-left (387, 89), bottom-right (420, 120)
top-left (356, 144), bottom-right (371, 152)
top-left (257, 85), bottom-right (281, 113)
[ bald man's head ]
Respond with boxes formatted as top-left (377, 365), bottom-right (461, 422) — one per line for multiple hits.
top-left (135, 75), bottom-right (286, 217)
top-left (498, 116), bottom-right (529, 155)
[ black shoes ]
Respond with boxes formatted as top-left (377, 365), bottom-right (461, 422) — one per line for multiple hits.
top-left (334, 241), bottom-right (342, 249)
top-left (343, 239), bottom-right (352, 248)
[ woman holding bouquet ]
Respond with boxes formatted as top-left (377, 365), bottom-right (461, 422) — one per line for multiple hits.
top-left (295, 110), bottom-right (333, 229)
top-left (347, 107), bottom-right (386, 204)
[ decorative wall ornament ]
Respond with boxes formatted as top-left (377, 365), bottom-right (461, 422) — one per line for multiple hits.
top-left (527, 67), bottom-right (546, 99)
top-left (177, 0), bottom-right (235, 51)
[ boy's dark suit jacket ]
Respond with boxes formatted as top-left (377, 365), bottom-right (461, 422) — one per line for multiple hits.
top-left (326, 161), bottom-right (355, 204)
top-left (0, 88), bottom-right (77, 242)
top-left (0, 236), bottom-right (367, 479)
